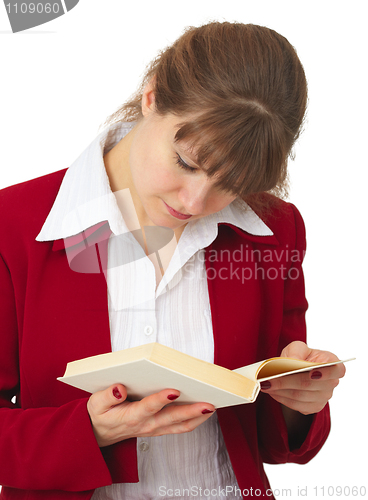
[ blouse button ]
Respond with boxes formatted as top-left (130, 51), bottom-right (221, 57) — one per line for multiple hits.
top-left (139, 441), bottom-right (150, 452)
top-left (144, 325), bottom-right (154, 336)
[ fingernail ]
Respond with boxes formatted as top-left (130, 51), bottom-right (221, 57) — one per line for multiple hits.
top-left (202, 409), bottom-right (214, 414)
top-left (113, 387), bottom-right (122, 399)
top-left (260, 381), bottom-right (272, 390)
top-left (311, 371), bottom-right (322, 380)
top-left (167, 394), bottom-right (179, 401)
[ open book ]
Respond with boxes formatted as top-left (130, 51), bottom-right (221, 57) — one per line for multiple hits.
top-left (58, 342), bottom-right (352, 409)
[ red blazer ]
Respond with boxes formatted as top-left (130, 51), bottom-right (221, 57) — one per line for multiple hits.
top-left (0, 170), bottom-right (330, 500)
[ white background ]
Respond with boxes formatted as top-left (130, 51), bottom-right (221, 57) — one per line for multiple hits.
top-left (0, 1), bottom-right (366, 497)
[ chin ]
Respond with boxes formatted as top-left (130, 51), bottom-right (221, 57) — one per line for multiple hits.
top-left (143, 212), bottom-right (173, 229)
top-left (156, 218), bottom-right (183, 230)
top-left (144, 200), bottom-right (191, 230)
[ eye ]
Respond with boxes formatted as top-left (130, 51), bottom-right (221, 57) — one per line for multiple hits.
top-left (175, 153), bottom-right (198, 173)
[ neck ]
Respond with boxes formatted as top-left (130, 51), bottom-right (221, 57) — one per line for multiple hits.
top-left (104, 124), bottom-right (149, 229)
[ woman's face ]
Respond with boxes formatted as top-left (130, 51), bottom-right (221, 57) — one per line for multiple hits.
top-left (128, 110), bottom-right (237, 231)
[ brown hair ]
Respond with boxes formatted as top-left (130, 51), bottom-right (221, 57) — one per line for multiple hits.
top-left (103, 22), bottom-right (307, 209)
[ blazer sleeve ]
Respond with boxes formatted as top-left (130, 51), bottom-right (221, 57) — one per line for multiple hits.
top-left (256, 203), bottom-right (331, 464)
top-left (0, 251), bottom-right (137, 492)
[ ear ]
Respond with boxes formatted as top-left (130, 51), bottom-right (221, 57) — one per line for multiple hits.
top-left (141, 78), bottom-right (156, 117)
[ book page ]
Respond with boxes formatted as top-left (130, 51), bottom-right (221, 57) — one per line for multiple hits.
top-left (233, 358), bottom-right (354, 382)
top-left (232, 360), bottom-right (264, 381)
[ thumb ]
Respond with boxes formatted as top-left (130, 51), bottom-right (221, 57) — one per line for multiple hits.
top-left (280, 341), bottom-right (312, 361)
top-left (88, 384), bottom-right (128, 416)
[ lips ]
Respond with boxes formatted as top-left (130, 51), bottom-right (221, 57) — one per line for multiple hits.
top-left (163, 201), bottom-right (192, 220)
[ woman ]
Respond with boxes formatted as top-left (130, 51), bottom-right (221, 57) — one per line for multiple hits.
top-left (0, 22), bottom-right (345, 499)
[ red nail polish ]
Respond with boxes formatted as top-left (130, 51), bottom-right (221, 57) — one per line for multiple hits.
top-left (311, 371), bottom-right (322, 380)
top-left (167, 394), bottom-right (179, 401)
top-left (260, 381), bottom-right (271, 390)
top-left (113, 387), bottom-right (122, 399)
top-left (202, 409), bottom-right (214, 414)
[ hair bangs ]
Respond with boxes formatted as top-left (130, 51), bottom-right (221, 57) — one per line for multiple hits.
top-left (175, 102), bottom-right (290, 198)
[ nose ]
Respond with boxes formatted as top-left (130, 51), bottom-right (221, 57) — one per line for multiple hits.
top-left (179, 176), bottom-right (215, 215)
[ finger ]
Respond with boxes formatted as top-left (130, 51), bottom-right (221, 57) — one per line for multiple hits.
top-left (121, 396), bottom-right (215, 439)
top-left (137, 389), bottom-right (215, 418)
top-left (303, 349), bottom-right (340, 363)
top-left (307, 363), bottom-right (346, 381)
top-left (88, 384), bottom-right (128, 415)
top-left (158, 400), bottom-right (215, 424)
top-left (263, 383), bottom-right (335, 403)
top-left (156, 410), bottom-right (216, 436)
top-left (280, 341), bottom-right (312, 360)
top-left (260, 373), bottom-right (314, 392)
top-left (138, 389), bottom-right (183, 417)
top-left (271, 393), bottom-right (328, 415)
top-left (260, 367), bottom-right (343, 393)
top-left (280, 344), bottom-right (345, 370)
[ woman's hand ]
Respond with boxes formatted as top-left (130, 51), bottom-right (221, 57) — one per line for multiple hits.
top-left (87, 385), bottom-right (215, 447)
top-left (260, 341), bottom-right (346, 415)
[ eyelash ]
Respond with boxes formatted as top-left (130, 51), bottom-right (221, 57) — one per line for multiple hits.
top-left (175, 154), bottom-right (198, 173)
